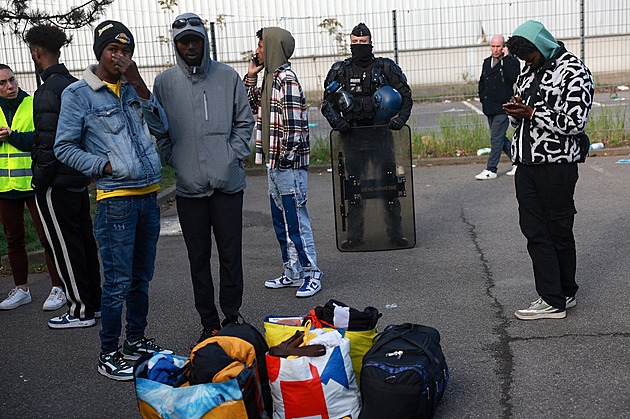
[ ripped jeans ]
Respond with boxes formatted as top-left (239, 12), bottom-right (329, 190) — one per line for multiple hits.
top-left (267, 168), bottom-right (322, 281)
top-left (93, 194), bottom-right (160, 353)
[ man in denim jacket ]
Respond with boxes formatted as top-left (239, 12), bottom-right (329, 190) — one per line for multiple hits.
top-left (55, 21), bottom-right (173, 381)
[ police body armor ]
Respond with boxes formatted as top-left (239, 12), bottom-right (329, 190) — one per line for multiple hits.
top-left (327, 59), bottom-right (415, 252)
top-left (344, 59), bottom-right (386, 124)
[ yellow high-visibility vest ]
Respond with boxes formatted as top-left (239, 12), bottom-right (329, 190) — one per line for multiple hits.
top-left (0, 96), bottom-right (34, 192)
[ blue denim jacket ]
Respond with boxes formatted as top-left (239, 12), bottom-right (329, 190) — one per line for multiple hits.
top-left (55, 65), bottom-right (168, 190)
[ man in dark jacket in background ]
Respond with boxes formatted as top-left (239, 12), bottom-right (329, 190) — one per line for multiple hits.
top-left (27, 25), bottom-right (102, 328)
top-left (476, 34), bottom-right (520, 180)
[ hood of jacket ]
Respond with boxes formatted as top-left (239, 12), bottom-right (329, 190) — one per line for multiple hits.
top-left (512, 20), bottom-right (559, 60)
top-left (263, 27), bottom-right (294, 73)
top-left (172, 12), bottom-right (211, 77)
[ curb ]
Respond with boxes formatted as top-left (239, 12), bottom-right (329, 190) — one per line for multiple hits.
top-left (244, 146), bottom-right (630, 174)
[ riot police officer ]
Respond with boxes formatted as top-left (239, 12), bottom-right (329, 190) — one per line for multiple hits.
top-left (321, 23), bottom-right (413, 250)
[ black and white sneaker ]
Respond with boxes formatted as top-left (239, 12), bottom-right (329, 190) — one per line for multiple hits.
top-left (98, 351), bottom-right (133, 381)
top-left (122, 337), bottom-right (173, 361)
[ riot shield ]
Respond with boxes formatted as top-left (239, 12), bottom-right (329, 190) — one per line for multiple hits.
top-left (330, 125), bottom-right (416, 252)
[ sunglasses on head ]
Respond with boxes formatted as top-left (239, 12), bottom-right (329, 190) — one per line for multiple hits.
top-left (172, 17), bottom-right (204, 29)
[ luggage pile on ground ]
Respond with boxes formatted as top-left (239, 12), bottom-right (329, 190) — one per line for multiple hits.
top-left (133, 301), bottom-right (449, 419)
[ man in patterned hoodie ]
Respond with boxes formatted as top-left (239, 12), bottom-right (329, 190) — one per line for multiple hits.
top-left (503, 20), bottom-right (593, 320)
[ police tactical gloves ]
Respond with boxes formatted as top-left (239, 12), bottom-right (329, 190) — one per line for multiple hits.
top-left (389, 117), bottom-right (405, 130)
top-left (333, 118), bottom-right (351, 133)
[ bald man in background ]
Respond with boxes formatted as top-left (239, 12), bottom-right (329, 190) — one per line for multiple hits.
top-left (476, 34), bottom-right (520, 180)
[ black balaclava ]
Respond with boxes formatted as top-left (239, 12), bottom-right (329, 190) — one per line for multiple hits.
top-left (350, 23), bottom-right (374, 67)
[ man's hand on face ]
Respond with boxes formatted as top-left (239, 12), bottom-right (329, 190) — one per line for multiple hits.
top-left (112, 54), bottom-right (150, 99)
top-left (112, 54), bottom-right (139, 83)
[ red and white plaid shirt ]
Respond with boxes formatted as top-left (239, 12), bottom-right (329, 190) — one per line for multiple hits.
top-left (244, 63), bottom-right (310, 170)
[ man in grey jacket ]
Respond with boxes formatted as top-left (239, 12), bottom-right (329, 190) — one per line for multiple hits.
top-left (154, 13), bottom-right (255, 343)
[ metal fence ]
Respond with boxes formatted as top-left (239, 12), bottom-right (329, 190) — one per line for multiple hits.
top-left (1, 0), bottom-right (628, 150)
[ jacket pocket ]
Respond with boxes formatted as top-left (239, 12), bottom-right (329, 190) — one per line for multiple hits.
top-left (107, 150), bottom-right (131, 180)
top-left (96, 107), bottom-right (125, 134)
top-left (128, 99), bottom-right (146, 126)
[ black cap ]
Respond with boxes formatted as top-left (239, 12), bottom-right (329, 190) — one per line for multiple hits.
top-left (93, 20), bottom-right (135, 60)
top-left (351, 23), bottom-right (371, 38)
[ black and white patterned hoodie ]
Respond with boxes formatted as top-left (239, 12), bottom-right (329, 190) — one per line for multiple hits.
top-left (510, 41), bottom-right (594, 164)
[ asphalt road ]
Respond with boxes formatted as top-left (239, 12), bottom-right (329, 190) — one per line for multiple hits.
top-left (1, 155), bottom-right (630, 418)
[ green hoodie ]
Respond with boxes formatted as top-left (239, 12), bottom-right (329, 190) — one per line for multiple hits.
top-left (260, 27), bottom-right (295, 161)
top-left (512, 20), bottom-right (559, 60)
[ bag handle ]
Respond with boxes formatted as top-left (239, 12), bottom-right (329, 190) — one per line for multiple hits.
top-left (371, 324), bottom-right (443, 377)
top-left (268, 330), bottom-right (327, 358)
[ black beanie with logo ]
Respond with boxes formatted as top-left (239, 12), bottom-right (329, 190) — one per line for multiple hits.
top-left (93, 20), bottom-right (135, 60)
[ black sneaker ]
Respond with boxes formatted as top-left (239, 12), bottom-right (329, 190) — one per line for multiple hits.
top-left (98, 351), bottom-right (134, 381)
top-left (122, 337), bottom-right (173, 361)
top-left (197, 327), bottom-right (220, 344)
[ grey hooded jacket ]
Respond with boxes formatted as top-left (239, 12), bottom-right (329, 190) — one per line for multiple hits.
top-left (154, 12), bottom-right (254, 197)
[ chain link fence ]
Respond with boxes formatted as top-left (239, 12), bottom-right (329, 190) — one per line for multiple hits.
top-left (1, 0), bottom-right (628, 155)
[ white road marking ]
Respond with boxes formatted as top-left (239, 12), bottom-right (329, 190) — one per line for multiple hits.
top-left (589, 166), bottom-right (609, 176)
top-left (461, 101), bottom-right (484, 115)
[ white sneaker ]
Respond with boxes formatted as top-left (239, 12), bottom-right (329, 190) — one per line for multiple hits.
top-left (295, 277), bottom-right (321, 298)
top-left (43, 286), bottom-right (66, 311)
top-left (475, 169), bottom-right (497, 180)
top-left (48, 313), bottom-right (95, 329)
top-left (265, 274), bottom-right (303, 289)
top-left (0, 287), bottom-right (32, 310)
top-left (515, 297), bottom-right (566, 320)
top-left (506, 165), bottom-right (517, 176)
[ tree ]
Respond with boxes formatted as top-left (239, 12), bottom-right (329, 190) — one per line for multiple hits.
top-left (0, 0), bottom-right (115, 38)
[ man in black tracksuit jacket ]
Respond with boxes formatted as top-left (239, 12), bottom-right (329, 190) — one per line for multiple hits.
top-left (27, 25), bottom-right (102, 328)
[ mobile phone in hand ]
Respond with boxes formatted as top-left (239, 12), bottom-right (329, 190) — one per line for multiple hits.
top-left (503, 103), bottom-right (519, 109)
top-left (252, 56), bottom-right (260, 67)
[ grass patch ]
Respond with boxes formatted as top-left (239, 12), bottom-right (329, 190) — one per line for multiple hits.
top-left (413, 112), bottom-right (497, 158)
top-left (586, 105), bottom-right (628, 146)
top-left (0, 209), bottom-right (41, 258)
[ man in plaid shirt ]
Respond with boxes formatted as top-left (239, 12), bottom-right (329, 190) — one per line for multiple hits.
top-left (244, 27), bottom-right (323, 298)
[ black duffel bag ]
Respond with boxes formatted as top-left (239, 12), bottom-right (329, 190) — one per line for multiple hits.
top-left (359, 323), bottom-right (449, 419)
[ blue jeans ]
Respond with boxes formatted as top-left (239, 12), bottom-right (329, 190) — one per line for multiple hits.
top-left (268, 168), bottom-right (321, 280)
top-left (94, 194), bottom-right (160, 353)
top-left (486, 113), bottom-right (512, 172)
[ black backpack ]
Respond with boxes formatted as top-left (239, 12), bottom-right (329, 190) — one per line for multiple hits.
top-left (215, 317), bottom-right (272, 418)
top-left (359, 323), bottom-right (449, 419)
